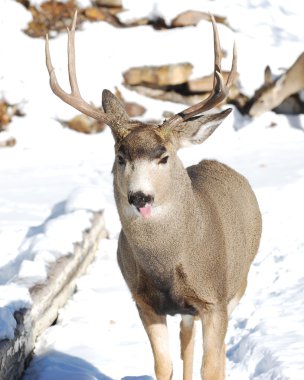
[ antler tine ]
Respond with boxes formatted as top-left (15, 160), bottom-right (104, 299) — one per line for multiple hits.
top-left (67, 10), bottom-right (80, 96)
top-left (212, 13), bottom-right (222, 74)
top-left (163, 15), bottom-right (236, 129)
top-left (45, 11), bottom-right (110, 122)
top-left (226, 41), bottom-right (237, 88)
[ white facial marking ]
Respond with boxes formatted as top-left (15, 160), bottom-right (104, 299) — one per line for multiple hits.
top-left (128, 160), bottom-right (155, 196)
top-left (119, 158), bottom-right (170, 220)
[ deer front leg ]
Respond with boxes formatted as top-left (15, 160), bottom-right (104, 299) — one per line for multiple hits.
top-left (180, 315), bottom-right (195, 380)
top-left (200, 307), bottom-right (228, 380)
top-left (136, 301), bottom-right (173, 380)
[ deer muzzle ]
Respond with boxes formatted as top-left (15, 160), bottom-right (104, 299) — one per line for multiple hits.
top-left (128, 191), bottom-right (154, 218)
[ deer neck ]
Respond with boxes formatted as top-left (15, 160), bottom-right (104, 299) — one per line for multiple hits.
top-left (279, 73), bottom-right (299, 100)
top-left (116, 181), bottom-right (201, 286)
top-left (278, 54), bottom-right (304, 100)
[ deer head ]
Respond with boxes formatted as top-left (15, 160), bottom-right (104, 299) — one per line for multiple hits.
top-left (248, 66), bottom-right (286, 116)
top-left (45, 11), bottom-right (236, 218)
top-left (249, 52), bottom-right (304, 116)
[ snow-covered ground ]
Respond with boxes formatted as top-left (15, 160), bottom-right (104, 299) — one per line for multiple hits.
top-left (0, 0), bottom-right (303, 379)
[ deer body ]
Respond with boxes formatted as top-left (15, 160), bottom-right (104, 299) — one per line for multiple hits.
top-left (249, 52), bottom-right (304, 116)
top-left (115, 154), bottom-right (261, 314)
top-left (45, 12), bottom-right (262, 379)
top-left (113, 133), bottom-right (261, 379)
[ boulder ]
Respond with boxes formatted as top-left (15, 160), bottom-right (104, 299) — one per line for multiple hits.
top-left (171, 10), bottom-right (227, 28)
top-left (60, 114), bottom-right (106, 134)
top-left (123, 63), bottom-right (193, 87)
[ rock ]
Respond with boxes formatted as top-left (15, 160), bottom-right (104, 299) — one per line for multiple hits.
top-left (94, 0), bottom-right (122, 7)
top-left (60, 115), bottom-right (106, 134)
top-left (123, 63), bottom-right (193, 87)
top-left (124, 102), bottom-right (146, 117)
top-left (171, 10), bottom-right (227, 28)
top-left (83, 6), bottom-right (122, 24)
top-left (121, 17), bottom-right (150, 27)
top-left (0, 137), bottom-right (16, 148)
top-left (0, 102), bottom-right (11, 129)
top-left (188, 71), bottom-right (239, 92)
top-left (24, 1), bottom-right (77, 38)
top-left (0, 100), bottom-right (23, 131)
top-left (124, 84), bottom-right (208, 106)
top-left (84, 7), bottom-right (109, 21)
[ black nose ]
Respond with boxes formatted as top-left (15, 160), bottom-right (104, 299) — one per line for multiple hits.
top-left (128, 191), bottom-right (154, 209)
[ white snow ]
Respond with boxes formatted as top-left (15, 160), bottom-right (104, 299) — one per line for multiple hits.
top-left (0, 284), bottom-right (32, 339)
top-left (0, 0), bottom-right (303, 379)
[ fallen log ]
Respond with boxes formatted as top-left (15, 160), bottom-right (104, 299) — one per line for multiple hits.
top-left (0, 211), bottom-right (107, 380)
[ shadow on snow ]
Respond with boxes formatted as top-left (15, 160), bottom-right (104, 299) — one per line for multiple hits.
top-left (23, 350), bottom-right (154, 380)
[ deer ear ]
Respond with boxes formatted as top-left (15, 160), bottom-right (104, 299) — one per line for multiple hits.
top-left (174, 108), bottom-right (232, 148)
top-left (102, 89), bottom-right (131, 141)
top-left (102, 89), bottom-right (129, 124)
top-left (264, 66), bottom-right (273, 85)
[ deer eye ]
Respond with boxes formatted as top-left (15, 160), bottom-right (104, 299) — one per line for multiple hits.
top-left (158, 155), bottom-right (169, 165)
top-left (117, 155), bottom-right (126, 166)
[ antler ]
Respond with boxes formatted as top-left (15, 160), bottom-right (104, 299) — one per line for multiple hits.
top-left (45, 11), bottom-right (111, 124)
top-left (163, 15), bottom-right (237, 129)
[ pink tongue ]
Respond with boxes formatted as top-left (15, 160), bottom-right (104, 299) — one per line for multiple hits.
top-left (139, 205), bottom-right (152, 218)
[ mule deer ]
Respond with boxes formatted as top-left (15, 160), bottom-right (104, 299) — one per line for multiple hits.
top-left (45, 11), bottom-right (262, 380)
top-left (249, 52), bottom-right (304, 116)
